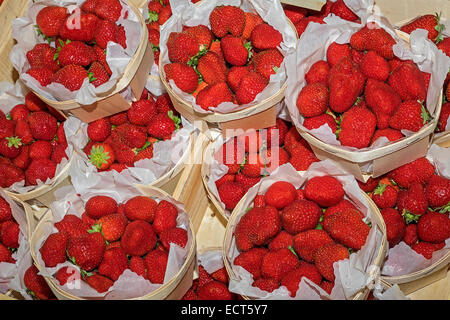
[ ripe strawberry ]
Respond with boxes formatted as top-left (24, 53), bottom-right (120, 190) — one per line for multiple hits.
top-left (281, 261), bottom-right (322, 297)
top-left (235, 206), bottom-right (281, 251)
top-left (147, 112), bottom-right (178, 139)
top-left (85, 195), bottom-right (118, 219)
top-left (412, 241), bottom-right (445, 259)
top-left (250, 23), bottom-right (283, 50)
top-left (93, 214), bottom-right (127, 242)
top-left (211, 267), bottom-right (229, 284)
top-left (0, 196), bottom-right (12, 222)
top-left (350, 24), bottom-right (396, 59)
top-left (67, 231), bottom-right (105, 271)
top-left (183, 25), bottom-right (213, 49)
top-left (264, 181), bottom-right (297, 209)
top-left (330, 0), bottom-right (358, 22)
top-left (437, 102), bottom-right (450, 132)
top-left (28, 140), bottom-right (52, 160)
top-left (93, 45), bottom-right (112, 75)
top-left (59, 12), bottom-right (99, 42)
top-left (167, 32), bottom-right (199, 64)
top-left (196, 82), bottom-right (234, 110)
top-left (339, 106), bottom-right (377, 148)
top-left (56, 41), bottom-right (96, 67)
top-left (305, 176), bottom-right (344, 207)
top-left (88, 62), bottom-right (110, 88)
top-left (121, 220), bottom-right (156, 256)
top-left (88, 143), bottom-right (115, 170)
top-left (24, 265), bottom-right (55, 300)
top-left (197, 52), bottom-right (227, 85)
top-left (388, 157), bottom-right (435, 189)
top-left (261, 248), bottom-right (300, 281)
top-left (0, 220), bottom-right (19, 248)
top-left (215, 173), bottom-right (236, 189)
top-left (360, 51), bottom-right (390, 81)
top-left (324, 199), bottom-right (357, 220)
top-left (381, 208), bottom-right (406, 248)
top-left (97, 247), bottom-right (128, 281)
top-left (39, 232), bottom-right (68, 267)
top-left (159, 227), bottom-right (188, 250)
top-left (294, 16), bottom-right (324, 37)
top-left (303, 114), bottom-right (338, 133)
top-left (0, 119), bottom-right (15, 140)
top-left (425, 175), bottom-right (450, 209)
top-left (155, 94), bottom-right (176, 115)
top-left (84, 273), bottom-right (114, 293)
top-left (197, 280), bottom-right (235, 300)
top-left (94, 0), bottom-right (123, 22)
top-left (388, 63), bottom-right (427, 102)
top-left (36, 6), bottom-right (68, 37)
top-left (326, 42), bottom-right (351, 67)
top-left (0, 136), bottom-right (22, 159)
top-left (314, 242), bottom-right (349, 281)
top-left (217, 181), bottom-right (246, 211)
top-left (252, 278), bottom-right (280, 293)
top-left (145, 249), bottom-right (168, 284)
top-left (281, 199), bottom-right (322, 235)
top-left (288, 146), bottom-right (319, 171)
top-left (283, 128), bottom-right (306, 156)
top-left (234, 173), bottom-right (261, 192)
top-left (87, 118), bottom-right (111, 142)
top-left (54, 214), bottom-right (90, 240)
top-left (164, 62), bottom-right (199, 93)
top-left (400, 13), bottom-right (444, 43)
top-left (25, 158), bottom-right (57, 186)
top-left (372, 183), bottom-right (398, 209)
top-left (51, 64), bottom-right (88, 92)
top-left (109, 112), bottom-right (128, 126)
top-left (24, 92), bottom-right (48, 112)
top-left (129, 256), bottom-right (147, 279)
top-left (324, 208), bottom-right (370, 250)
top-left (266, 118), bottom-right (289, 147)
top-left (242, 12), bottom-right (264, 39)
top-left (293, 229), bottom-right (334, 263)
top-left (55, 266), bottom-right (81, 286)
top-left (93, 19), bottom-right (117, 50)
top-left (81, 0), bottom-right (97, 13)
top-left (417, 211), bottom-right (450, 243)
top-left (123, 196), bottom-right (157, 223)
top-left (268, 231), bottom-right (294, 252)
top-left (26, 44), bottom-right (59, 72)
top-left (235, 71), bottom-right (268, 105)
top-left (283, 5), bottom-right (307, 24)
top-left (157, 5), bottom-right (172, 25)
top-left (0, 243), bottom-right (14, 263)
top-left (27, 111), bottom-right (58, 141)
top-left (371, 128), bottom-right (404, 145)
top-left (197, 265), bottom-right (214, 287)
top-left (215, 138), bottom-right (246, 173)
top-left (234, 247), bottom-right (268, 280)
top-left (122, 125), bottom-right (147, 149)
top-left (252, 49), bottom-right (283, 80)
top-left (220, 35), bottom-right (250, 67)
top-left (209, 6), bottom-right (245, 38)
top-left (0, 163), bottom-right (25, 188)
top-left (305, 60), bottom-right (330, 86)
top-left (27, 68), bottom-right (53, 86)
top-left (403, 224), bottom-right (419, 246)
top-left (397, 183), bottom-right (429, 221)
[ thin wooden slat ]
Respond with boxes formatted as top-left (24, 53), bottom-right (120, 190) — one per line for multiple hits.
top-left (280, 0), bottom-right (326, 11)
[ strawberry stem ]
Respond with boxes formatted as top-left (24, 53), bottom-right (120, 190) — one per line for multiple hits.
top-left (89, 145), bottom-right (111, 169)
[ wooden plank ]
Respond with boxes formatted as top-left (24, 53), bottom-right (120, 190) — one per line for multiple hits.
top-left (374, 0), bottom-right (450, 24)
top-left (280, 0), bottom-right (326, 11)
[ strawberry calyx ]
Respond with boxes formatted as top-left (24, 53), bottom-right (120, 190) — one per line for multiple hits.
top-left (88, 72), bottom-right (97, 83)
top-left (434, 12), bottom-right (445, 44)
top-left (244, 41), bottom-right (253, 61)
top-left (89, 145), bottom-right (112, 169)
top-left (168, 110), bottom-right (181, 130)
top-left (148, 11), bottom-right (159, 23)
top-left (6, 136), bottom-right (22, 148)
top-left (151, 44), bottom-right (160, 52)
top-left (403, 210), bottom-right (421, 224)
top-left (334, 115), bottom-right (343, 139)
top-left (288, 246), bottom-right (298, 258)
top-left (432, 203), bottom-right (450, 214)
top-left (134, 140), bottom-right (152, 155)
top-left (373, 183), bottom-right (387, 196)
top-left (245, 206), bottom-right (253, 213)
top-left (34, 25), bottom-right (54, 44)
top-left (420, 102), bottom-right (432, 124)
top-left (26, 289), bottom-right (37, 299)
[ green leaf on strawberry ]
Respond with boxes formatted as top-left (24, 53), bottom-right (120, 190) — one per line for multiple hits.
top-left (420, 102), bottom-right (432, 124)
top-left (168, 110), bottom-right (181, 130)
top-left (6, 136), bottom-right (22, 148)
top-left (403, 210), bottom-right (421, 224)
top-left (374, 183), bottom-right (387, 196)
top-left (148, 11), bottom-right (159, 23)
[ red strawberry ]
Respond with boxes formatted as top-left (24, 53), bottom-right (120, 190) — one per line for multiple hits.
top-left (67, 232), bottom-right (105, 271)
top-left (371, 128), bottom-right (404, 145)
top-left (412, 241), bottom-right (445, 259)
top-left (425, 175), bottom-right (450, 209)
top-left (314, 243), bottom-right (349, 281)
top-left (88, 143), bottom-right (115, 170)
top-left (330, 0), bottom-right (358, 22)
top-left (159, 227), bottom-right (188, 250)
top-left (209, 6), bottom-right (245, 38)
top-left (303, 114), bottom-right (338, 133)
top-left (388, 157), bottom-right (435, 189)
top-left (81, 0), bottom-right (97, 13)
top-left (264, 181), bottom-right (297, 209)
top-left (24, 92), bottom-right (48, 112)
top-left (220, 35), bottom-right (250, 66)
top-left (167, 32), bottom-right (199, 64)
top-left (94, 0), bottom-right (123, 23)
top-left (85, 195), bottom-right (118, 219)
top-left (360, 51), bottom-right (390, 81)
top-left (55, 266), bottom-right (81, 286)
top-left (235, 206), bottom-right (281, 251)
top-left (109, 112), bottom-right (128, 126)
top-left (0, 136), bottom-right (22, 159)
top-left (164, 62), bottom-right (199, 93)
top-left (94, 19), bottom-right (117, 49)
top-left (0, 163), bottom-right (25, 188)
top-left (324, 199), bottom-right (357, 220)
top-left (281, 261), bottom-right (322, 297)
top-left (183, 25), bottom-right (213, 49)
top-left (235, 173), bottom-right (261, 192)
top-left (98, 247), bottom-right (128, 281)
top-left (56, 41), bottom-right (96, 67)
top-left (217, 181), bottom-right (246, 211)
top-left (157, 5), bottom-right (172, 25)
top-left (27, 111), bottom-right (58, 141)
top-left (0, 196), bottom-right (12, 222)
top-left (326, 42), bottom-right (351, 67)
top-left (235, 71), bottom-right (268, 105)
top-left (339, 106), bottom-right (377, 148)
top-left (59, 12), bottom-right (100, 42)
top-left (234, 247), bottom-right (268, 279)
top-left (211, 267), bottom-right (229, 284)
top-left (88, 62), bottom-right (110, 88)
top-left (197, 52), bottom-right (227, 85)
top-left (242, 12), bottom-right (264, 39)
top-left (261, 248), bottom-right (300, 281)
top-left (129, 256), bottom-right (147, 279)
top-left (437, 102), bottom-right (450, 132)
top-left (147, 112), bottom-right (179, 139)
top-left (145, 249), bottom-right (168, 284)
top-left (400, 13), bottom-right (444, 43)
top-left (0, 220), bottom-right (19, 248)
top-left (26, 44), bottom-right (59, 72)
top-left (268, 231), bottom-right (294, 252)
top-left (87, 118), bottom-right (111, 142)
top-left (27, 68), bottom-right (53, 86)
top-left (54, 214), bottom-right (90, 240)
top-left (350, 24), bottom-right (396, 59)
top-left (24, 265), bottom-right (55, 300)
top-left (250, 23), bottom-right (283, 50)
top-left (305, 176), bottom-right (344, 207)
top-left (417, 211), bottom-right (450, 243)
top-left (215, 173), bottom-right (236, 189)
top-left (294, 16), bottom-right (324, 37)
top-left (306, 60), bottom-right (330, 86)
top-left (39, 232), bottom-right (69, 267)
top-left (372, 183), bottom-right (398, 209)
top-left (94, 213), bottom-right (127, 242)
top-left (121, 220), bottom-right (157, 256)
top-left (397, 183), bottom-right (429, 221)
top-left (358, 177), bottom-right (381, 193)
top-left (388, 63), bottom-right (427, 102)
top-left (0, 119), bottom-right (15, 140)
top-left (36, 6), bottom-right (68, 37)
top-left (252, 278), bottom-right (280, 293)
top-left (293, 229), bottom-right (334, 263)
top-left (320, 280), bottom-right (334, 294)
top-left (84, 273), bottom-right (114, 293)
top-left (390, 100), bottom-right (429, 132)
top-left (29, 140), bottom-right (52, 160)
top-left (93, 45), bottom-right (112, 75)
top-left (51, 65), bottom-right (89, 92)
top-left (196, 82), bottom-right (234, 110)
top-left (0, 243), bottom-right (14, 263)
top-left (381, 208), bottom-right (406, 248)
top-left (283, 5), bottom-right (307, 24)
top-left (25, 158), bottom-right (57, 186)
top-left (281, 199), bottom-right (322, 235)
top-left (123, 196), bottom-right (156, 223)
top-left (296, 83), bottom-right (329, 118)
top-left (197, 280), bottom-right (235, 300)
top-left (403, 224), bottom-right (419, 246)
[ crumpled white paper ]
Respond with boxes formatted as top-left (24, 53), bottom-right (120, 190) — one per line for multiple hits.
top-left (381, 143), bottom-right (450, 276)
top-left (0, 81), bottom-right (79, 194)
top-left (0, 189), bottom-right (30, 294)
top-left (198, 249), bottom-right (224, 275)
top-left (10, 0), bottom-right (143, 105)
top-left (226, 160), bottom-right (387, 300)
top-left (67, 115), bottom-right (195, 188)
top-left (32, 178), bottom-right (194, 300)
top-left (159, 0), bottom-right (297, 114)
top-left (284, 4), bottom-right (450, 153)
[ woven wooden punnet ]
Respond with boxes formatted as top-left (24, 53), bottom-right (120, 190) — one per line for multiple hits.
top-left (29, 186), bottom-right (196, 300)
top-left (14, 0), bottom-right (153, 124)
top-left (222, 166), bottom-right (388, 300)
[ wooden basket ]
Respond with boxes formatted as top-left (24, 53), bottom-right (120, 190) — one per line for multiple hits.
top-left (296, 31), bottom-right (444, 182)
top-left (129, 0), bottom-right (149, 8)
top-left (29, 186), bottom-right (196, 300)
top-left (223, 185), bottom-right (387, 300)
top-left (23, 1), bottom-right (153, 124)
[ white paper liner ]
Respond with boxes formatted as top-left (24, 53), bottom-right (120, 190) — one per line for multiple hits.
top-left (0, 189), bottom-right (30, 294)
top-left (284, 3), bottom-right (450, 153)
top-left (226, 160), bottom-right (386, 300)
top-left (0, 80), bottom-right (78, 194)
top-left (32, 178), bottom-right (194, 299)
top-left (381, 143), bottom-right (450, 276)
top-left (10, 0), bottom-right (143, 105)
top-left (198, 249), bottom-right (224, 274)
top-left (5, 241), bottom-right (35, 300)
top-left (67, 115), bottom-right (195, 189)
top-left (159, 0), bottom-right (297, 114)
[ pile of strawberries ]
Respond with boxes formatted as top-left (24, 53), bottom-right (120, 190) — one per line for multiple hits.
top-left (232, 177), bottom-right (371, 297)
top-left (295, 22), bottom-right (433, 149)
top-left (359, 157), bottom-right (450, 259)
top-left (0, 195), bottom-right (20, 265)
top-left (182, 265), bottom-right (237, 300)
top-left (39, 194), bottom-right (189, 294)
top-left (83, 90), bottom-right (180, 172)
top-left (26, 0), bottom-right (127, 92)
top-left (0, 92), bottom-right (68, 188)
top-left (163, 5), bottom-right (285, 110)
top-left (214, 119), bottom-right (320, 211)
top-left (397, 12), bottom-right (450, 134)
top-left (23, 264), bottom-right (57, 300)
top-left (146, 0), bottom-right (173, 64)
top-left (283, 0), bottom-right (360, 39)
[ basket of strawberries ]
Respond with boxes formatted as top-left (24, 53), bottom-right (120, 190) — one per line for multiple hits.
top-left (0, 81), bottom-right (83, 207)
top-left (223, 161), bottom-right (388, 300)
top-left (284, 8), bottom-right (450, 182)
top-left (158, 0), bottom-right (297, 134)
top-left (10, 0), bottom-right (154, 123)
top-left (29, 180), bottom-right (196, 300)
